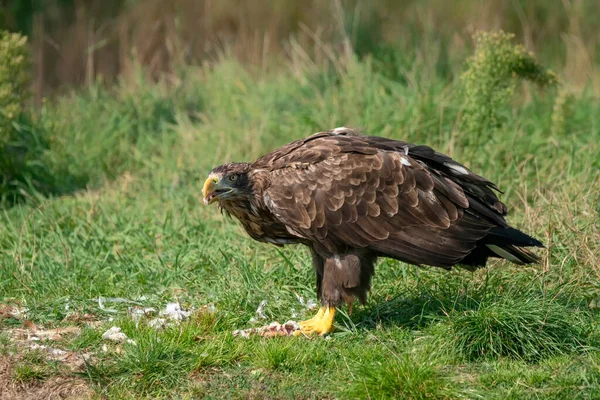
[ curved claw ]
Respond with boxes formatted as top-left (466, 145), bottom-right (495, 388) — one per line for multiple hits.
top-left (293, 307), bottom-right (336, 336)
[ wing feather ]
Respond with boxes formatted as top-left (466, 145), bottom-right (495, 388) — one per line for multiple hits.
top-left (257, 131), bottom-right (506, 266)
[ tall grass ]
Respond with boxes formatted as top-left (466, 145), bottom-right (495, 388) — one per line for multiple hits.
top-left (0, 64), bottom-right (202, 204)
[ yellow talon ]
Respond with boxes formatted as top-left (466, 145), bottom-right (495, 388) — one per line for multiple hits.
top-left (293, 306), bottom-right (336, 336)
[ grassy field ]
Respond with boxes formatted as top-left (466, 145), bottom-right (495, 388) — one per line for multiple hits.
top-left (1, 33), bottom-right (600, 398)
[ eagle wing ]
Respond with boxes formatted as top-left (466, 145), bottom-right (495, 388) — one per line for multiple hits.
top-left (256, 130), bottom-right (509, 268)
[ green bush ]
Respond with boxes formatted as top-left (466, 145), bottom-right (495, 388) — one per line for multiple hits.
top-left (0, 30), bottom-right (29, 143)
top-left (460, 31), bottom-right (557, 141)
top-left (0, 30), bottom-right (45, 205)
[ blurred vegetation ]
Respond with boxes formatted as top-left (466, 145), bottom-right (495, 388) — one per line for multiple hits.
top-left (0, 0), bottom-right (598, 95)
top-left (0, 66), bottom-right (199, 205)
top-left (0, 19), bottom-right (569, 206)
top-left (0, 30), bottom-right (29, 141)
top-left (0, 0), bottom-right (597, 204)
top-left (0, 29), bottom-right (41, 204)
top-left (460, 31), bottom-right (558, 141)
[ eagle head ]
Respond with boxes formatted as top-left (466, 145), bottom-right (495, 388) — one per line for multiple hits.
top-left (203, 162), bottom-right (253, 205)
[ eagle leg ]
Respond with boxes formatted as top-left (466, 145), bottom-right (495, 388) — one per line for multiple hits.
top-left (293, 306), bottom-right (336, 336)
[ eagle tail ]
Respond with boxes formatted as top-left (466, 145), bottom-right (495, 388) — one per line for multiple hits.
top-left (485, 244), bottom-right (540, 265)
top-left (460, 227), bottom-right (544, 269)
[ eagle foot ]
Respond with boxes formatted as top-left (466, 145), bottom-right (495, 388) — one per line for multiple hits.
top-left (293, 306), bottom-right (335, 336)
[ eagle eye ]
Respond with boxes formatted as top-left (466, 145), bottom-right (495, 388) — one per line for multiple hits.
top-left (228, 174), bottom-right (238, 183)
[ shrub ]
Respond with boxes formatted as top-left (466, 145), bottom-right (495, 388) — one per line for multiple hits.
top-left (0, 30), bottom-right (46, 205)
top-left (460, 31), bottom-right (557, 140)
top-left (0, 30), bottom-right (30, 143)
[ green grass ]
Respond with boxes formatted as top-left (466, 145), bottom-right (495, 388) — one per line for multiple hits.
top-left (431, 296), bottom-right (593, 361)
top-left (1, 43), bottom-right (599, 398)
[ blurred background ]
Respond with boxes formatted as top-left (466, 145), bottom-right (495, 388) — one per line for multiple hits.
top-left (0, 0), bottom-right (598, 207)
top-left (1, 0), bottom-right (598, 101)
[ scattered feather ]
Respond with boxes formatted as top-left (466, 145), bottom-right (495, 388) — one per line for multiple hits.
top-left (148, 318), bottom-right (168, 329)
top-left (295, 295), bottom-right (317, 311)
top-left (97, 297), bottom-right (117, 314)
top-left (160, 302), bottom-right (192, 321)
top-left (102, 326), bottom-right (136, 345)
top-left (128, 306), bottom-right (157, 325)
top-left (305, 299), bottom-right (317, 311)
top-left (249, 300), bottom-right (268, 324)
top-left (145, 302), bottom-right (200, 329)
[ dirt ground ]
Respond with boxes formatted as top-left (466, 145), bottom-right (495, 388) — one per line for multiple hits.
top-left (0, 357), bottom-right (93, 400)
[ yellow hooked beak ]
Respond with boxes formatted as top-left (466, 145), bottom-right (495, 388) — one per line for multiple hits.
top-left (203, 175), bottom-right (232, 205)
top-left (203, 176), bottom-right (218, 205)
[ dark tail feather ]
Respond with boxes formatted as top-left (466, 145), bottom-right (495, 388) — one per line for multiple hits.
top-left (485, 227), bottom-right (544, 247)
top-left (460, 227), bottom-right (544, 269)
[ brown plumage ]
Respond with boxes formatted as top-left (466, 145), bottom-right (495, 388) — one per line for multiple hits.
top-left (203, 128), bottom-right (543, 335)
